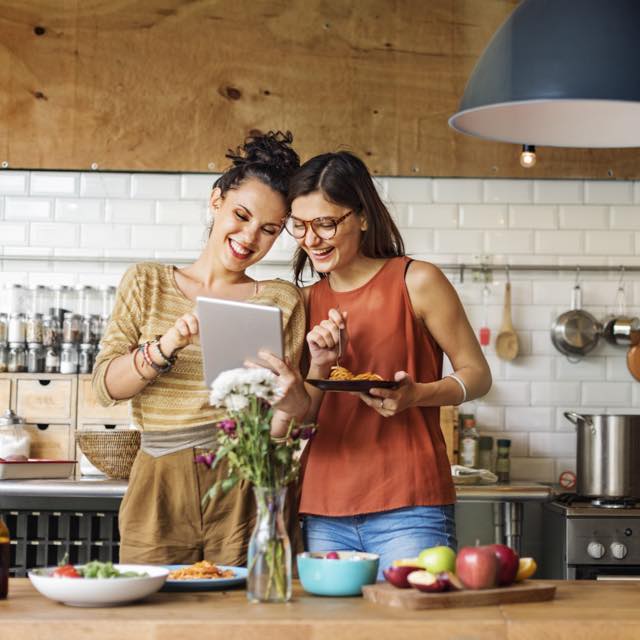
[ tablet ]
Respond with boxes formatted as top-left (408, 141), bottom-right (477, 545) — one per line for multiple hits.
top-left (196, 296), bottom-right (283, 387)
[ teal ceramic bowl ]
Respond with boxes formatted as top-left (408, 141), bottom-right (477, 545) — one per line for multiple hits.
top-left (297, 551), bottom-right (379, 596)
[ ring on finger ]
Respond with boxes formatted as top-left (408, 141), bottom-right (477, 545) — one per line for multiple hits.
top-left (379, 399), bottom-right (385, 410)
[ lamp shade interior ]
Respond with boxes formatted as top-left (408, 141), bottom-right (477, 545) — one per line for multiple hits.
top-left (449, 0), bottom-right (640, 148)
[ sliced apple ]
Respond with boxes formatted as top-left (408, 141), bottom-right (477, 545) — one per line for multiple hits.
top-left (515, 557), bottom-right (537, 582)
top-left (383, 565), bottom-right (421, 589)
top-left (392, 557), bottom-right (421, 568)
top-left (436, 570), bottom-right (464, 591)
top-left (407, 570), bottom-right (446, 593)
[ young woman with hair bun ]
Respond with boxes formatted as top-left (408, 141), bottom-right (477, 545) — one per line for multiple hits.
top-left (286, 151), bottom-right (492, 576)
top-left (93, 131), bottom-right (310, 565)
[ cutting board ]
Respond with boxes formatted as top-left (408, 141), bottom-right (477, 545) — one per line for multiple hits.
top-left (362, 580), bottom-right (556, 609)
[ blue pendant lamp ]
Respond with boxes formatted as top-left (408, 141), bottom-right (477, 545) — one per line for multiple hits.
top-left (449, 0), bottom-right (640, 148)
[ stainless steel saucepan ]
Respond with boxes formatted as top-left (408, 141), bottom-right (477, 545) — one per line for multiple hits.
top-left (551, 284), bottom-right (601, 358)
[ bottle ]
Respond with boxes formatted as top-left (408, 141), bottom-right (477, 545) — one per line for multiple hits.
top-left (60, 342), bottom-right (78, 374)
top-left (478, 436), bottom-right (494, 472)
top-left (460, 416), bottom-right (479, 468)
top-left (27, 343), bottom-right (45, 373)
top-left (7, 343), bottom-right (26, 373)
top-left (0, 515), bottom-right (9, 599)
top-left (496, 438), bottom-right (512, 484)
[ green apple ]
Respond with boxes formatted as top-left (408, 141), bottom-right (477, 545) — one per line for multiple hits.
top-left (417, 545), bottom-right (456, 574)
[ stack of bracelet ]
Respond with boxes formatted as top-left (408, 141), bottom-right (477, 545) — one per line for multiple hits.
top-left (131, 338), bottom-right (177, 383)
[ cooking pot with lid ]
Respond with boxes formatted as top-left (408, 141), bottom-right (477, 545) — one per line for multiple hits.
top-left (564, 412), bottom-right (640, 500)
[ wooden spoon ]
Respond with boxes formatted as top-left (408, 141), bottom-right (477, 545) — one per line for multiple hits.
top-left (495, 282), bottom-right (519, 361)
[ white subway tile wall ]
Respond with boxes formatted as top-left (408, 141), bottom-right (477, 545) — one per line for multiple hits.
top-left (2, 170), bottom-right (640, 482)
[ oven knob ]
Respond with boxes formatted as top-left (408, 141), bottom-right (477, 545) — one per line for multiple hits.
top-left (610, 542), bottom-right (628, 560)
top-left (587, 541), bottom-right (605, 559)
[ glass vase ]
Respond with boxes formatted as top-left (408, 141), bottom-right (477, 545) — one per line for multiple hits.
top-left (246, 485), bottom-right (292, 603)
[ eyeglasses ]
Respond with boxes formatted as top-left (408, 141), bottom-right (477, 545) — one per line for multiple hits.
top-left (284, 210), bottom-right (354, 240)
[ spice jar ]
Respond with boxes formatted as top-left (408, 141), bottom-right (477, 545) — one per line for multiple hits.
top-left (7, 313), bottom-right (25, 344)
top-left (78, 343), bottom-right (95, 374)
top-left (460, 416), bottom-right (479, 468)
top-left (0, 344), bottom-right (7, 374)
top-left (27, 343), bottom-right (45, 374)
top-left (7, 343), bottom-right (26, 373)
top-left (26, 313), bottom-right (43, 344)
top-left (42, 315), bottom-right (61, 348)
top-left (478, 436), bottom-right (494, 472)
top-left (44, 346), bottom-right (60, 374)
top-left (62, 312), bottom-right (81, 344)
top-left (496, 439), bottom-right (512, 484)
top-left (60, 342), bottom-right (78, 374)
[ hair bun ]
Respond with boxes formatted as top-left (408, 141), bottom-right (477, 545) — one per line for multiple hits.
top-left (226, 130), bottom-right (299, 176)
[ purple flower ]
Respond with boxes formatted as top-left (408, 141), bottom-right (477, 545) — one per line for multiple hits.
top-left (300, 426), bottom-right (316, 440)
top-left (218, 419), bottom-right (237, 436)
top-left (195, 452), bottom-right (215, 467)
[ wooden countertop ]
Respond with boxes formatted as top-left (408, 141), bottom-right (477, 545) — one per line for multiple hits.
top-left (4, 579), bottom-right (640, 639)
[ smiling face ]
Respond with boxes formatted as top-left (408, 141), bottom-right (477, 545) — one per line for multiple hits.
top-left (289, 191), bottom-right (365, 274)
top-left (208, 178), bottom-right (286, 272)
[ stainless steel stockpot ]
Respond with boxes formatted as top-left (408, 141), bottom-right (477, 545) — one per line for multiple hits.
top-left (564, 412), bottom-right (640, 500)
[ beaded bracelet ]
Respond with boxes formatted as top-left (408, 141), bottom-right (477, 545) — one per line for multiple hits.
top-left (141, 340), bottom-right (173, 374)
top-left (131, 349), bottom-right (154, 383)
top-left (154, 336), bottom-right (178, 366)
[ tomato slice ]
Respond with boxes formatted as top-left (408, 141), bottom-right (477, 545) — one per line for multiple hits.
top-left (52, 564), bottom-right (81, 578)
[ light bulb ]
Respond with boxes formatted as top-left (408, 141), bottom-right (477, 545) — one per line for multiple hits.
top-left (519, 144), bottom-right (537, 168)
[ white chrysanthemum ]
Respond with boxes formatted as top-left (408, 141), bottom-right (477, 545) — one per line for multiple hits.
top-left (209, 367), bottom-right (281, 409)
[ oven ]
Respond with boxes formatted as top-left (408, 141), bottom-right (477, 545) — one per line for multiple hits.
top-left (542, 495), bottom-right (640, 580)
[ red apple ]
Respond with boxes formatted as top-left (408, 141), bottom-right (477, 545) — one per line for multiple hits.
top-left (383, 565), bottom-right (422, 589)
top-left (407, 570), bottom-right (447, 593)
top-left (487, 544), bottom-right (520, 586)
top-left (325, 551), bottom-right (339, 559)
top-left (455, 546), bottom-right (498, 590)
top-left (436, 570), bottom-right (464, 591)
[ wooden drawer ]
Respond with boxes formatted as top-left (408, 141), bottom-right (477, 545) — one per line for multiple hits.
top-left (16, 377), bottom-right (76, 422)
top-left (77, 422), bottom-right (130, 432)
top-left (0, 377), bottom-right (11, 411)
top-left (24, 423), bottom-right (74, 460)
top-left (77, 376), bottom-right (129, 423)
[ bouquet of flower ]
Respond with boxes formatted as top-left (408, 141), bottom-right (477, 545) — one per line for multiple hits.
top-left (201, 367), bottom-right (313, 500)
top-left (200, 367), bottom-right (314, 602)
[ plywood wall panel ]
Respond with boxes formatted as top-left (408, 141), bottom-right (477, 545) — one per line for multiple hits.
top-left (1, 0), bottom-right (639, 178)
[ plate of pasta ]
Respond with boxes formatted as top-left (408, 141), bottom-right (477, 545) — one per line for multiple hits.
top-left (306, 365), bottom-right (399, 393)
top-left (161, 561), bottom-right (247, 591)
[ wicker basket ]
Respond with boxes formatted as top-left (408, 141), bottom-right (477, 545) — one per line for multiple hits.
top-left (76, 430), bottom-right (141, 480)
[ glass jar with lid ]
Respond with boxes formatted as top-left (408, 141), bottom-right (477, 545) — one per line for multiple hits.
top-left (100, 285), bottom-right (117, 320)
top-left (27, 343), bottom-right (45, 373)
top-left (62, 312), bottom-right (81, 344)
top-left (76, 285), bottom-right (99, 318)
top-left (42, 315), bottom-right (61, 348)
top-left (7, 343), bottom-right (27, 373)
top-left (0, 344), bottom-right (7, 374)
top-left (60, 342), bottom-right (78, 374)
top-left (44, 346), bottom-right (60, 373)
top-left (0, 314), bottom-right (7, 344)
top-left (51, 285), bottom-right (75, 325)
top-left (6, 284), bottom-right (27, 316)
top-left (78, 343), bottom-right (95, 374)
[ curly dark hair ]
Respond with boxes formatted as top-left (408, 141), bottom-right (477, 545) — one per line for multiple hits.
top-left (213, 130), bottom-right (300, 199)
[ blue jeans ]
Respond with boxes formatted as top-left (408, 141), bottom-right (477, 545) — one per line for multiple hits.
top-left (303, 505), bottom-right (457, 580)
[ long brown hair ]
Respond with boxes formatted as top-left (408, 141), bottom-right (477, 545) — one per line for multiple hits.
top-left (287, 151), bottom-right (405, 285)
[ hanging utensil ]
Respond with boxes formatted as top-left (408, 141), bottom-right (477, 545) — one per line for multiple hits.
top-left (627, 330), bottom-right (640, 381)
top-left (478, 283), bottom-right (491, 348)
top-left (550, 270), bottom-right (601, 359)
top-left (603, 268), bottom-right (640, 346)
top-left (495, 270), bottom-right (519, 361)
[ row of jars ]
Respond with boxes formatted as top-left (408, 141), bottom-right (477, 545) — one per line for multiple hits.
top-left (0, 284), bottom-right (116, 319)
top-left (0, 342), bottom-right (96, 374)
top-left (0, 312), bottom-right (108, 346)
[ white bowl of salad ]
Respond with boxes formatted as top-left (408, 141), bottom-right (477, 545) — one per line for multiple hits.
top-left (28, 560), bottom-right (169, 607)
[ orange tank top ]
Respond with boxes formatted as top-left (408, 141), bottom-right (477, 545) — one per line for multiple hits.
top-left (299, 256), bottom-right (456, 516)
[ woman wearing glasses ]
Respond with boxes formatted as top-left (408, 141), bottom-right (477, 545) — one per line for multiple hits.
top-left (284, 151), bottom-right (491, 574)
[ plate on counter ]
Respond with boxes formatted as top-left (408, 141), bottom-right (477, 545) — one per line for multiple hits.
top-left (0, 459), bottom-right (76, 480)
top-left (306, 379), bottom-right (399, 393)
top-left (28, 564), bottom-right (169, 607)
top-left (161, 564), bottom-right (247, 591)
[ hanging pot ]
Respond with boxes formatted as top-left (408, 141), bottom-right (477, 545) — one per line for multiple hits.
top-left (550, 283), bottom-right (601, 358)
top-left (602, 282), bottom-right (640, 346)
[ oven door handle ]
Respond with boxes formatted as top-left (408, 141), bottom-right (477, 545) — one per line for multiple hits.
top-left (596, 575), bottom-right (640, 581)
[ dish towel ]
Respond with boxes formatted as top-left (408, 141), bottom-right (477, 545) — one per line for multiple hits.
top-left (451, 465), bottom-right (498, 484)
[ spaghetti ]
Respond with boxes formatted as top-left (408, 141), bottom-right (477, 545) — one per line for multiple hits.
top-left (167, 560), bottom-right (235, 580)
top-left (329, 365), bottom-right (383, 382)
